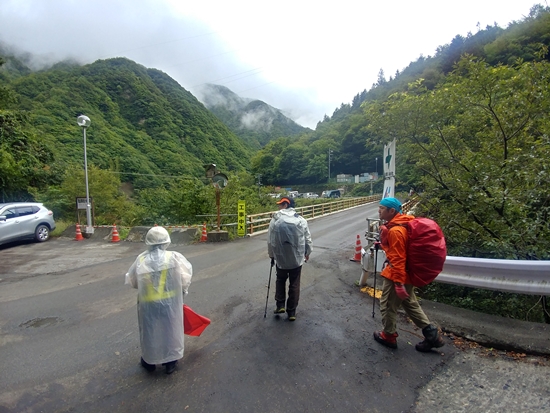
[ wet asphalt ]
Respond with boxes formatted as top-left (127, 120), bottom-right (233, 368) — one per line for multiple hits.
top-left (0, 204), bottom-right (548, 412)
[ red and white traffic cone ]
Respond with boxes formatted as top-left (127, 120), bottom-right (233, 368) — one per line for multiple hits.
top-left (111, 224), bottom-right (121, 243)
top-left (75, 223), bottom-right (84, 241)
top-left (350, 234), bottom-right (362, 262)
top-left (200, 223), bottom-right (208, 242)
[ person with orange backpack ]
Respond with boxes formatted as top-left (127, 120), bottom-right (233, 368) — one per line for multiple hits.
top-left (373, 197), bottom-right (445, 352)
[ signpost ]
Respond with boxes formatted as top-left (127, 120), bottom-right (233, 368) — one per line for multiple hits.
top-left (75, 197), bottom-right (94, 226)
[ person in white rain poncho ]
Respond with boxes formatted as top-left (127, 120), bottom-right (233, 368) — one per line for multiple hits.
top-left (125, 226), bottom-right (192, 374)
top-left (267, 197), bottom-right (313, 321)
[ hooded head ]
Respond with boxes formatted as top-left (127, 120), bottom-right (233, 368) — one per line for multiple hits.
top-left (145, 226), bottom-right (171, 250)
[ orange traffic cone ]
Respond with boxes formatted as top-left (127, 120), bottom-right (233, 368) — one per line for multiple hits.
top-left (75, 223), bottom-right (84, 241)
top-left (111, 224), bottom-right (121, 243)
top-left (200, 223), bottom-right (208, 242)
top-left (350, 234), bottom-right (362, 262)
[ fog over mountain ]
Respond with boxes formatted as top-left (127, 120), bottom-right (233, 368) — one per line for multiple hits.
top-left (196, 84), bottom-right (309, 148)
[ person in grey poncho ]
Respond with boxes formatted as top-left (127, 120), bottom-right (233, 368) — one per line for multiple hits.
top-left (125, 226), bottom-right (192, 374)
top-left (267, 196), bottom-right (313, 321)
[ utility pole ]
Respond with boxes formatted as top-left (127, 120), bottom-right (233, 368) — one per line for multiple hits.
top-left (328, 149), bottom-right (333, 183)
top-left (256, 174), bottom-right (262, 197)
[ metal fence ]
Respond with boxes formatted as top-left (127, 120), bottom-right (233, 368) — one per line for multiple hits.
top-left (247, 195), bottom-right (381, 235)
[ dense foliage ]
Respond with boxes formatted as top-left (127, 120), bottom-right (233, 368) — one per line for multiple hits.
top-left (365, 56), bottom-right (550, 260)
top-left (0, 56), bottom-right (254, 199)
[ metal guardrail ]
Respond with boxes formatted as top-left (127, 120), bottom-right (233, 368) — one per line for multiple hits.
top-left (438, 257), bottom-right (550, 296)
top-left (247, 195), bottom-right (381, 235)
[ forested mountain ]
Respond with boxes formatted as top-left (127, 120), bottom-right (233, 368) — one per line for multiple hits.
top-left (196, 84), bottom-right (309, 149)
top-left (251, 4), bottom-right (550, 188)
top-left (0, 54), bottom-right (254, 196)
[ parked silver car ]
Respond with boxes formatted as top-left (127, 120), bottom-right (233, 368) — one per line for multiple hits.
top-left (0, 202), bottom-right (56, 245)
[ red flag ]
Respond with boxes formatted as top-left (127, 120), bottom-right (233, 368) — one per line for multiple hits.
top-left (183, 304), bottom-right (211, 336)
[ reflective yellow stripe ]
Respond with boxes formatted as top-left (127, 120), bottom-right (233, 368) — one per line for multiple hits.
top-left (140, 251), bottom-right (177, 302)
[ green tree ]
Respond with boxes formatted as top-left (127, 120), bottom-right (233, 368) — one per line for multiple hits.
top-left (33, 164), bottom-right (140, 225)
top-left (367, 56), bottom-right (550, 259)
top-left (0, 58), bottom-right (55, 201)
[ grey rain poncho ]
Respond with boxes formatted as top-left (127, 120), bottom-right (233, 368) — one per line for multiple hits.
top-left (125, 228), bottom-right (192, 365)
top-left (267, 208), bottom-right (313, 270)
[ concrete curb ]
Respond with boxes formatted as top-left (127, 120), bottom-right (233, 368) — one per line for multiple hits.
top-left (422, 300), bottom-right (550, 356)
top-left (61, 225), bottom-right (198, 245)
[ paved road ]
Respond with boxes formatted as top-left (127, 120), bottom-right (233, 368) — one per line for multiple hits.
top-left (0, 204), bottom-right (548, 412)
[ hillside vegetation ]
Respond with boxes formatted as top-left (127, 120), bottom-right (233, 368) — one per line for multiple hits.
top-left (1, 56), bottom-right (253, 192)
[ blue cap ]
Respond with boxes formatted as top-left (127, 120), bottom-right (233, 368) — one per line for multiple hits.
top-left (380, 197), bottom-right (402, 213)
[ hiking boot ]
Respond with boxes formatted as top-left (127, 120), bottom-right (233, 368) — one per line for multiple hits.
top-left (373, 331), bottom-right (398, 349)
top-left (415, 325), bottom-right (445, 352)
top-left (274, 307), bottom-right (286, 314)
top-left (140, 357), bottom-right (156, 372)
top-left (288, 313), bottom-right (296, 321)
top-left (164, 360), bottom-right (178, 374)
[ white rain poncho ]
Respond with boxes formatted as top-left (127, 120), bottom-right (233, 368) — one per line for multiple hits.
top-left (125, 242), bottom-right (192, 365)
top-left (267, 208), bottom-right (313, 270)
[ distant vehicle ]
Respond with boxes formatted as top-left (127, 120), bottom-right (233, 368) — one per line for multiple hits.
top-left (303, 192), bottom-right (319, 199)
top-left (0, 202), bottom-right (56, 245)
top-left (322, 190), bottom-right (341, 199)
top-left (287, 191), bottom-right (300, 198)
top-left (268, 193), bottom-right (282, 198)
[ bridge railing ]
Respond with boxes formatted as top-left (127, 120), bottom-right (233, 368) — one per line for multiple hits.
top-left (247, 195), bottom-right (381, 235)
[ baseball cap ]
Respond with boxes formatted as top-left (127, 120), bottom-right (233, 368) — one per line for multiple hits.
top-left (277, 197), bottom-right (291, 205)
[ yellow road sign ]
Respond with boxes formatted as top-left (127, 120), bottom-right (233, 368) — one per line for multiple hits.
top-left (237, 200), bottom-right (246, 236)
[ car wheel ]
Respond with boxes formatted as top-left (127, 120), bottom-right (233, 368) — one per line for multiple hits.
top-left (35, 224), bottom-right (50, 242)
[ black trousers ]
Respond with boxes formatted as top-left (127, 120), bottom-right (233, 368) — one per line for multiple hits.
top-left (275, 266), bottom-right (302, 316)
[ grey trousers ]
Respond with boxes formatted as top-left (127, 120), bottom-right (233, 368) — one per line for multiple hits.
top-left (379, 276), bottom-right (431, 335)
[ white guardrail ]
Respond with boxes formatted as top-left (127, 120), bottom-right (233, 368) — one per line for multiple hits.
top-left (438, 257), bottom-right (550, 296)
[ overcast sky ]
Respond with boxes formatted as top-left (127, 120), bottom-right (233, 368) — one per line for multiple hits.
top-left (0, 0), bottom-right (539, 128)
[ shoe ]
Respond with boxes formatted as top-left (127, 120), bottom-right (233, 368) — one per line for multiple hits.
top-left (415, 325), bottom-right (445, 352)
top-left (274, 307), bottom-right (286, 314)
top-left (140, 357), bottom-right (156, 372)
top-left (373, 331), bottom-right (398, 349)
top-left (288, 315), bottom-right (296, 321)
top-left (164, 360), bottom-right (177, 374)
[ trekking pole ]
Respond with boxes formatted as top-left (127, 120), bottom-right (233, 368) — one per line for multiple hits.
top-left (372, 242), bottom-right (380, 318)
top-left (264, 258), bottom-right (275, 318)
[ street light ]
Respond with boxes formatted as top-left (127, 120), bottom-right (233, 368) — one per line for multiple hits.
top-left (371, 157), bottom-right (378, 196)
top-left (328, 149), bottom-right (333, 183)
top-left (77, 115), bottom-right (94, 235)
